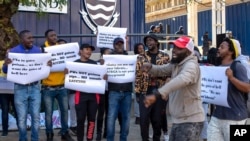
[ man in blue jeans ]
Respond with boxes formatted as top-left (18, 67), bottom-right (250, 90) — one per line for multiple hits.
top-left (2, 30), bottom-right (48, 141)
top-left (106, 37), bottom-right (133, 141)
top-left (41, 29), bottom-right (74, 141)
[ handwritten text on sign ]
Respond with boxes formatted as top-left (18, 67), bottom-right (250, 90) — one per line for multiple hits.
top-left (200, 66), bottom-right (229, 107)
top-left (97, 26), bottom-right (127, 49)
top-left (103, 55), bottom-right (137, 83)
top-left (64, 62), bottom-right (107, 94)
top-left (7, 53), bottom-right (51, 85)
top-left (45, 42), bottom-right (80, 72)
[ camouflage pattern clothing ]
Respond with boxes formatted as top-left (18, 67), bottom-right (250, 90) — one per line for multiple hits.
top-left (169, 122), bottom-right (203, 141)
top-left (135, 50), bottom-right (169, 94)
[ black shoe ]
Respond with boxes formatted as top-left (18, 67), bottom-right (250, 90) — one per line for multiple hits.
top-left (103, 132), bottom-right (106, 138)
top-left (1, 132), bottom-right (8, 137)
top-left (46, 133), bottom-right (54, 141)
top-left (61, 132), bottom-right (74, 141)
top-left (135, 117), bottom-right (140, 125)
top-left (96, 133), bottom-right (102, 141)
top-left (70, 127), bottom-right (77, 136)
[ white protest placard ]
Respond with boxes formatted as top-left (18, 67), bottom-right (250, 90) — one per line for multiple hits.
top-left (103, 55), bottom-right (137, 83)
top-left (200, 66), bottom-right (230, 107)
top-left (97, 26), bottom-right (127, 49)
top-left (0, 61), bottom-right (14, 94)
top-left (45, 42), bottom-right (80, 72)
top-left (64, 61), bottom-right (107, 94)
top-left (0, 77), bottom-right (14, 94)
top-left (7, 53), bottom-right (51, 85)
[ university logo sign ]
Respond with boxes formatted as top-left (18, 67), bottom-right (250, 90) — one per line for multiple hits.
top-left (80, 0), bottom-right (120, 33)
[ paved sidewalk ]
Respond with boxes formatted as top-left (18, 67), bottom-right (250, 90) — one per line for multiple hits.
top-left (0, 116), bottom-right (150, 141)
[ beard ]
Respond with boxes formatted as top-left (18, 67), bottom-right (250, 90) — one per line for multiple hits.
top-left (171, 53), bottom-right (188, 64)
top-left (148, 45), bottom-right (156, 51)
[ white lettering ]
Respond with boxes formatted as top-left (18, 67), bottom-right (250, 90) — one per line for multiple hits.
top-left (234, 129), bottom-right (247, 136)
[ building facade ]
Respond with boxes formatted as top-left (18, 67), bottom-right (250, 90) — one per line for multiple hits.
top-left (146, 0), bottom-right (250, 55)
top-left (12, 0), bottom-right (145, 52)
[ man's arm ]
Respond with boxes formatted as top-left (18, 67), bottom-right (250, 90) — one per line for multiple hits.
top-left (2, 63), bottom-right (7, 73)
top-left (149, 63), bottom-right (173, 77)
top-left (226, 63), bottom-right (250, 93)
top-left (228, 77), bottom-right (250, 93)
top-left (158, 61), bottom-right (199, 97)
top-left (134, 58), bottom-right (143, 93)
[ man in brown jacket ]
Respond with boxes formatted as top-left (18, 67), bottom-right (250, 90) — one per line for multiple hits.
top-left (142, 36), bottom-right (204, 141)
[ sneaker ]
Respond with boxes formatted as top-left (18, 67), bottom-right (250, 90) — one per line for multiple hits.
top-left (164, 134), bottom-right (169, 141)
top-left (1, 132), bottom-right (8, 137)
top-left (70, 127), bottom-right (77, 136)
top-left (103, 132), bottom-right (107, 138)
top-left (149, 134), bottom-right (153, 139)
top-left (61, 132), bottom-right (74, 141)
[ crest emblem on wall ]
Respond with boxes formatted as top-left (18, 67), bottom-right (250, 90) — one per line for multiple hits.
top-left (80, 0), bottom-right (120, 33)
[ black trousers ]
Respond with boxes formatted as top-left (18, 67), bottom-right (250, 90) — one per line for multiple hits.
top-left (75, 95), bottom-right (98, 141)
top-left (96, 92), bottom-right (107, 135)
top-left (0, 94), bottom-right (18, 132)
top-left (161, 99), bottom-right (168, 133)
top-left (139, 94), bottom-right (166, 141)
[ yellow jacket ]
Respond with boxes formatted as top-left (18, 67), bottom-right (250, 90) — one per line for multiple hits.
top-left (42, 41), bottom-right (64, 86)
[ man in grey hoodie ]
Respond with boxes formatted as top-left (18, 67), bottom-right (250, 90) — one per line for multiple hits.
top-left (142, 36), bottom-right (204, 141)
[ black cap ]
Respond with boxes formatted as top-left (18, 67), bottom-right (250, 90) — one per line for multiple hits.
top-left (150, 25), bottom-right (156, 30)
top-left (113, 37), bottom-right (124, 45)
top-left (80, 43), bottom-right (95, 51)
top-left (143, 34), bottom-right (159, 45)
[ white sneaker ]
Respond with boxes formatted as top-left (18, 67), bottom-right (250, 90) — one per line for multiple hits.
top-left (164, 134), bottom-right (169, 141)
top-left (149, 134), bottom-right (153, 139)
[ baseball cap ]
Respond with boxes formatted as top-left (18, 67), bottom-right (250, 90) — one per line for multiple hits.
top-left (113, 37), bottom-right (124, 44)
top-left (169, 36), bottom-right (194, 52)
top-left (80, 43), bottom-right (95, 51)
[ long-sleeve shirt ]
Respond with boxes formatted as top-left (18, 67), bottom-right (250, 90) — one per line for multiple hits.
top-left (2, 44), bottom-right (42, 73)
top-left (135, 50), bottom-right (169, 94)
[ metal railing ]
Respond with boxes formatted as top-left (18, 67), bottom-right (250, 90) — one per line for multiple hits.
top-left (33, 33), bottom-right (190, 50)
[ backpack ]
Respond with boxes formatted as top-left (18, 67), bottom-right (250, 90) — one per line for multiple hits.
top-left (233, 55), bottom-right (250, 117)
top-left (235, 55), bottom-right (250, 79)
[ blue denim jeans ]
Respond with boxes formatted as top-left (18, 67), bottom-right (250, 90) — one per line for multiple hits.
top-left (14, 83), bottom-right (41, 141)
top-left (107, 91), bottom-right (132, 141)
top-left (42, 88), bottom-right (69, 134)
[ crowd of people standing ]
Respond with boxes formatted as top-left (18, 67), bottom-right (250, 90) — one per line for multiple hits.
top-left (0, 27), bottom-right (250, 141)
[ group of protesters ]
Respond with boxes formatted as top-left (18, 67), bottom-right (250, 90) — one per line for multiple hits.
top-left (1, 28), bottom-right (250, 141)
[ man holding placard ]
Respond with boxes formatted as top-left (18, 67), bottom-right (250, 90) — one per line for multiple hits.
top-left (106, 37), bottom-right (133, 141)
top-left (207, 38), bottom-right (250, 141)
top-left (41, 29), bottom-right (74, 141)
top-left (2, 30), bottom-right (51, 141)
